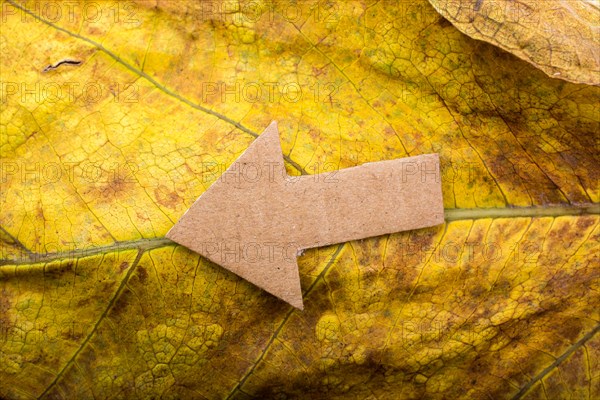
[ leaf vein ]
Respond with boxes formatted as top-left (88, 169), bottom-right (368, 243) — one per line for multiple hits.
top-left (511, 323), bottom-right (600, 399)
top-left (4, 0), bottom-right (308, 175)
top-left (37, 249), bottom-right (146, 399)
top-left (225, 243), bottom-right (346, 399)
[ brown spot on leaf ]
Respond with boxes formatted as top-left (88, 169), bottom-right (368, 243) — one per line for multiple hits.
top-left (137, 265), bottom-right (148, 283)
top-left (119, 261), bottom-right (129, 273)
top-left (83, 172), bottom-right (136, 203)
top-left (0, 290), bottom-right (12, 334)
top-left (110, 288), bottom-right (132, 317)
top-left (437, 17), bottom-right (452, 28)
top-left (154, 185), bottom-right (183, 209)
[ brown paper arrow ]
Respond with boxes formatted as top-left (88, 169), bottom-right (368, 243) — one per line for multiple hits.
top-left (166, 122), bottom-right (445, 309)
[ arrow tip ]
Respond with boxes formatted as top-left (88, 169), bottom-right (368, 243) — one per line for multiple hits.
top-left (167, 121), bottom-right (304, 310)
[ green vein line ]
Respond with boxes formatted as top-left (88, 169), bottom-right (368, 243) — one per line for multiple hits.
top-left (1, 204), bottom-right (598, 266)
top-left (0, 238), bottom-right (174, 266)
top-left (0, 225), bottom-right (34, 256)
top-left (37, 249), bottom-right (145, 399)
top-left (225, 243), bottom-right (346, 399)
top-left (5, 1), bottom-right (253, 134)
top-left (511, 323), bottom-right (600, 400)
top-left (4, 0), bottom-right (307, 175)
top-left (444, 204), bottom-right (600, 221)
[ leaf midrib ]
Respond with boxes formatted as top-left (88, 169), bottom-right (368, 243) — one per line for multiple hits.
top-left (1, 204), bottom-right (598, 266)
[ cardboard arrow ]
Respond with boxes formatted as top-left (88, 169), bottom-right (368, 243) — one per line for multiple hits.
top-left (167, 122), bottom-right (445, 309)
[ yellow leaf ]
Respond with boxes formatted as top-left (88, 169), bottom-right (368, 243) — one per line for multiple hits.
top-left (1, 0), bottom-right (598, 398)
top-left (427, 0), bottom-right (600, 85)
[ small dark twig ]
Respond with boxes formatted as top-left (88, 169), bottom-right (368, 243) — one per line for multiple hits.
top-left (42, 59), bottom-right (82, 73)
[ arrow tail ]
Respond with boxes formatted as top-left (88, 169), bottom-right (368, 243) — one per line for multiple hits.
top-left (286, 154), bottom-right (445, 249)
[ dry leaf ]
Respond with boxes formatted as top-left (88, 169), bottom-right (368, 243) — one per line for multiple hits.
top-left (427, 0), bottom-right (600, 85)
top-left (1, 0), bottom-right (598, 398)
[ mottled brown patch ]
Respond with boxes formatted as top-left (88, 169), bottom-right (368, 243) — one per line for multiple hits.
top-left (437, 17), bottom-right (452, 28)
top-left (110, 287), bottom-right (132, 318)
top-left (154, 185), bottom-right (183, 209)
top-left (76, 297), bottom-right (91, 307)
top-left (118, 261), bottom-right (129, 273)
top-left (136, 265), bottom-right (148, 283)
top-left (0, 289), bottom-right (12, 337)
top-left (83, 172), bottom-right (137, 203)
top-left (576, 216), bottom-right (596, 231)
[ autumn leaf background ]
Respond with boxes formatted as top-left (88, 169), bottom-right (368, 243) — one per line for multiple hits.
top-left (0, 0), bottom-right (598, 399)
